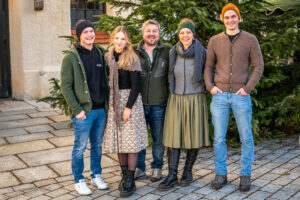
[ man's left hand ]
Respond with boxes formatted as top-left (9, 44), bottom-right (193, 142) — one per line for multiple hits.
top-left (236, 88), bottom-right (249, 96)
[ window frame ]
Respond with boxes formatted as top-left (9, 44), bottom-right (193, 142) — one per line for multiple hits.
top-left (71, 0), bottom-right (106, 28)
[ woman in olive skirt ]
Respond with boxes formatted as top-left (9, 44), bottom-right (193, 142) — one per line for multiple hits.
top-left (103, 26), bottom-right (148, 197)
top-left (158, 18), bottom-right (210, 191)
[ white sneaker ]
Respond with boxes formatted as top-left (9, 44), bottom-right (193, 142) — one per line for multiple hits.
top-left (74, 179), bottom-right (92, 195)
top-left (91, 174), bottom-right (108, 190)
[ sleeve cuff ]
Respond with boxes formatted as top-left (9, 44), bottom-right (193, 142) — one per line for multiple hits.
top-left (243, 86), bottom-right (252, 94)
top-left (126, 103), bottom-right (133, 109)
top-left (206, 85), bottom-right (214, 92)
top-left (73, 107), bottom-right (83, 116)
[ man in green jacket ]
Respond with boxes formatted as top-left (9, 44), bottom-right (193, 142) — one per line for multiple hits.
top-left (61, 19), bottom-right (109, 195)
top-left (133, 19), bottom-right (171, 182)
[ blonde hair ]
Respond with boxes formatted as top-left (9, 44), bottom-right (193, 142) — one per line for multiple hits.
top-left (109, 26), bottom-right (137, 69)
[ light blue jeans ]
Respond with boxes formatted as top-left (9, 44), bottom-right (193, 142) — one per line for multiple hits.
top-left (210, 92), bottom-right (254, 176)
top-left (71, 108), bottom-right (106, 183)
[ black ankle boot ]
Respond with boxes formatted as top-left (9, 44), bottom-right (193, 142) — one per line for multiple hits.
top-left (180, 149), bottom-right (199, 186)
top-left (158, 148), bottom-right (180, 191)
top-left (118, 165), bottom-right (128, 191)
top-left (211, 175), bottom-right (227, 190)
top-left (239, 176), bottom-right (251, 192)
top-left (120, 170), bottom-right (136, 197)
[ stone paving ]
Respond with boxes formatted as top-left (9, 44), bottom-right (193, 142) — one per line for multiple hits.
top-left (0, 99), bottom-right (299, 200)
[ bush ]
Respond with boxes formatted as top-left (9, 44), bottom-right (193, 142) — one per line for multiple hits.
top-left (38, 78), bottom-right (70, 116)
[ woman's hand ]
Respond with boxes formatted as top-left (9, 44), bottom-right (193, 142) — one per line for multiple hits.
top-left (122, 108), bottom-right (131, 122)
top-left (76, 110), bottom-right (86, 120)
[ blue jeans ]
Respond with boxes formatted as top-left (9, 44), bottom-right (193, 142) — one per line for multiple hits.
top-left (211, 92), bottom-right (254, 176)
top-left (71, 108), bottom-right (106, 183)
top-left (137, 105), bottom-right (166, 171)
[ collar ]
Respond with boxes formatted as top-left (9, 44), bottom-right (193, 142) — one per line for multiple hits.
top-left (220, 30), bottom-right (243, 40)
top-left (74, 43), bottom-right (94, 52)
top-left (137, 40), bottom-right (162, 52)
top-left (68, 44), bottom-right (98, 62)
top-left (224, 30), bottom-right (242, 37)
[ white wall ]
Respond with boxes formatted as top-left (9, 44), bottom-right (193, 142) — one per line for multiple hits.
top-left (9, 0), bottom-right (71, 100)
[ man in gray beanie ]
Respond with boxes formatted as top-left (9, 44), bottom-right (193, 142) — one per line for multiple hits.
top-left (61, 19), bottom-right (109, 195)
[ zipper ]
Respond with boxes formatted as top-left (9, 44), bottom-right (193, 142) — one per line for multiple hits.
top-left (146, 50), bottom-right (154, 104)
top-left (147, 71), bottom-right (151, 103)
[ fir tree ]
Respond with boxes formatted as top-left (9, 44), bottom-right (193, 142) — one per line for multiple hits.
top-left (96, 0), bottom-right (300, 141)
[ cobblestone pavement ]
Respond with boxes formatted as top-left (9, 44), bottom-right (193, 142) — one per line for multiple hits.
top-left (0, 100), bottom-right (299, 200)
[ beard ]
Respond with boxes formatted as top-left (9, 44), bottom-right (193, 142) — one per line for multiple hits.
top-left (144, 38), bottom-right (158, 46)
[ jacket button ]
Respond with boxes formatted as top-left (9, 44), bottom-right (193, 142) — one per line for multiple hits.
top-left (85, 91), bottom-right (88, 94)
top-left (84, 81), bottom-right (87, 83)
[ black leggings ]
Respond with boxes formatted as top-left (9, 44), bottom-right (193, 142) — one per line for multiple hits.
top-left (118, 153), bottom-right (138, 171)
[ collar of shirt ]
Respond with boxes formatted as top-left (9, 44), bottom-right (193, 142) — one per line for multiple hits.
top-left (224, 30), bottom-right (242, 42)
top-left (74, 43), bottom-right (95, 54)
top-left (140, 40), bottom-right (161, 69)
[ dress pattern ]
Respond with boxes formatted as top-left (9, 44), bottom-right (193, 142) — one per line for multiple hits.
top-left (103, 89), bottom-right (148, 153)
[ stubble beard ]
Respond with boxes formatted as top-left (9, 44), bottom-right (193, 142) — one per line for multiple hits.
top-left (145, 40), bottom-right (158, 47)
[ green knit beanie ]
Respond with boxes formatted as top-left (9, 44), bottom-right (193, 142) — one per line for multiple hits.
top-left (178, 21), bottom-right (195, 36)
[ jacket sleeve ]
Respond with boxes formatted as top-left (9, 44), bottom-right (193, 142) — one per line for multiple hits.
top-left (60, 55), bottom-right (82, 116)
top-left (204, 38), bottom-right (216, 92)
top-left (243, 36), bottom-right (264, 93)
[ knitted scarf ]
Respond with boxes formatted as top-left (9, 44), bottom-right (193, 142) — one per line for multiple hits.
top-left (105, 50), bottom-right (141, 128)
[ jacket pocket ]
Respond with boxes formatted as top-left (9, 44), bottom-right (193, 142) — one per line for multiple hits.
top-left (154, 58), bottom-right (168, 78)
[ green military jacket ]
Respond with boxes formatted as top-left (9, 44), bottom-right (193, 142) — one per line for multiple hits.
top-left (60, 45), bottom-right (109, 118)
top-left (133, 41), bottom-right (171, 105)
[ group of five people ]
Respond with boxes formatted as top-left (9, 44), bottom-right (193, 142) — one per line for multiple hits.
top-left (61, 3), bottom-right (263, 197)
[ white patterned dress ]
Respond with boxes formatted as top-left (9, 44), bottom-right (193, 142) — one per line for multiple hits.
top-left (103, 89), bottom-right (148, 153)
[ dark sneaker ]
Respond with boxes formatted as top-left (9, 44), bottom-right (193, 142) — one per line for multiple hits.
top-left (150, 168), bottom-right (162, 182)
top-left (134, 168), bottom-right (147, 180)
top-left (211, 175), bottom-right (227, 190)
top-left (239, 176), bottom-right (251, 192)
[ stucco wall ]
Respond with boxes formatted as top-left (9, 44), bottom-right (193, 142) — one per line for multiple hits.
top-left (106, 2), bottom-right (134, 18)
top-left (9, 0), bottom-right (71, 100)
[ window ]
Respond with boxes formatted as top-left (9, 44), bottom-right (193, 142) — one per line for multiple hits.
top-left (71, 0), bottom-right (106, 28)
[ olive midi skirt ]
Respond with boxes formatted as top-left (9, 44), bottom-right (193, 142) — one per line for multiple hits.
top-left (163, 92), bottom-right (210, 149)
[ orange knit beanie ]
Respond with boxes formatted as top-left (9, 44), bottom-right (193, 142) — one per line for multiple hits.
top-left (221, 3), bottom-right (241, 21)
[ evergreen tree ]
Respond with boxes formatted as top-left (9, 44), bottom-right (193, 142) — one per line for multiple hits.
top-left (96, 0), bottom-right (300, 142)
top-left (40, 0), bottom-right (300, 143)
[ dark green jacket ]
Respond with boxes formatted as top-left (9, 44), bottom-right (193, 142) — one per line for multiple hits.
top-left (133, 41), bottom-right (171, 105)
top-left (60, 45), bottom-right (109, 118)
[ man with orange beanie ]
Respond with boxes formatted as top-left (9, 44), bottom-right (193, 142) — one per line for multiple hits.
top-left (204, 3), bottom-right (264, 192)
